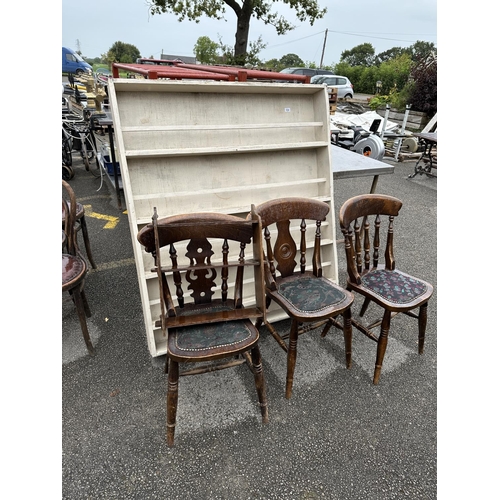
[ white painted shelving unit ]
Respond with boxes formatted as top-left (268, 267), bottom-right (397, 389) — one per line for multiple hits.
top-left (108, 78), bottom-right (338, 357)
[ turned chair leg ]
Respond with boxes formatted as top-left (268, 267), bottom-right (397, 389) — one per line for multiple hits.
top-left (285, 319), bottom-right (299, 399)
top-left (71, 287), bottom-right (95, 356)
top-left (79, 214), bottom-right (97, 269)
top-left (250, 345), bottom-right (269, 423)
top-left (166, 359), bottom-right (179, 447)
top-left (80, 289), bottom-right (92, 318)
top-left (343, 308), bottom-right (353, 369)
top-left (359, 296), bottom-right (371, 317)
top-left (373, 309), bottom-right (392, 385)
top-left (320, 317), bottom-right (334, 338)
top-left (418, 302), bottom-right (428, 355)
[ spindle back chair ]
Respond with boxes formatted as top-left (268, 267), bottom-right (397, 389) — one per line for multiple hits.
top-left (339, 194), bottom-right (434, 384)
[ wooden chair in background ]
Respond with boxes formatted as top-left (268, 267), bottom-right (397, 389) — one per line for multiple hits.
top-left (338, 194), bottom-right (434, 384)
top-left (137, 209), bottom-right (269, 447)
top-left (62, 199), bottom-right (97, 269)
top-left (249, 197), bottom-right (354, 399)
top-left (62, 180), bottom-right (95, 355)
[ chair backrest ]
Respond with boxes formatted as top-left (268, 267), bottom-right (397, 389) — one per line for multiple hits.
top-left (250, 197), bottom-right (330, 282)
top-left (62, 180), bottom-right (78, 256)
top-left (338, 194), bottom-right (403, 285)
top-left (137, 209), bottom-right (265, 334)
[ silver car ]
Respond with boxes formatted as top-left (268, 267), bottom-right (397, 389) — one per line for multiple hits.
top-left (311, 75), bottom-right (354, 99)
top-left (280, 67), bottom-right (334, 78)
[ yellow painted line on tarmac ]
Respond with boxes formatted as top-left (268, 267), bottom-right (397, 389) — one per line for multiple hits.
top-left (83, 204), bottom-right (119, 229)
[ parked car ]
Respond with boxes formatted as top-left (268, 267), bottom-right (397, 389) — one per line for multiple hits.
top-left (279, 67), bottom-right (334, 78)
top-left (310, 75), bottom-right (329, 84)
top-left (312, 75), bottom-right (354, 99)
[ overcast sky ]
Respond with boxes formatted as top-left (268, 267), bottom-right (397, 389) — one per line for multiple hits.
top-left (61, 0), bottom-right (437, 66)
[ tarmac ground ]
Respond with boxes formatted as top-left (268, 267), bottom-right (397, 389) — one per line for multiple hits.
top-left (61, 151), bottom-right (437, 499)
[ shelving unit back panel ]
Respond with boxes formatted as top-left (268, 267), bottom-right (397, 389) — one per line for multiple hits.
top-left (125, 150), bottom-right (329, 221)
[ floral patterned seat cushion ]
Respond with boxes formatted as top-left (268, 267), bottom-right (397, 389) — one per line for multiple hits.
top-left (360, 269), bottom-right (429, 304)
top-left (277, 275), bottom-right (349, 314)
top-left (168, 303), bottom-right (257, 356)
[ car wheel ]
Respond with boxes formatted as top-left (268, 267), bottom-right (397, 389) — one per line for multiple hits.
top-left (75, 68), bottom-right (84, 76)
top-left (345, 93), bottom-right (353, 99)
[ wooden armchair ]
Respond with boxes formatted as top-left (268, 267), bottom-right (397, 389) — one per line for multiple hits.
top-left (338, 194), bottom-right (434, 384)
top-left (249, 197), bottom-right (354, 399)
top-left (137, 209), bottom-right (269, 447)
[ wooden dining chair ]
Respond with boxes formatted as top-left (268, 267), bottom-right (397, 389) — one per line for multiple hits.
top-left (338, 194), bottom-right (434, 384)
top-left (137, 209), bottom-right (269, 447)
top-left (62, 199), bottom-right (97, 269)
top-left (249, 197), bottom-right (354, 399)
top-left (62, 180), bottom-right (95, 355)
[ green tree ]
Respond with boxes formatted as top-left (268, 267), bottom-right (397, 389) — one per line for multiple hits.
top-left (374, 47), bottom-right (407, 65)
top-left (279, 53), bottom-right (304, 68)
top-left (340, 43), bottom-right (376, 67)
top-left (304, 61), bottom-right (317, 68)
top-left (194, 36), bottom-right (220, 64)
top-left (408, 41), bottom-right (436, 62)
top-left (104, 41), bottom-right (141, 64)
top-left (85, 56), bottom-right (103, 65)
top-left (263, 58), bottom-right (281, 71)
top-left (377, 53), bottom-right (413, 95)
top-left (147, 0), bottom-right (326, 65)
top-left (335, 53), bottom-right (412, 96)
top-left (262, 53), bottom-right (304, 72)
top-left (356, 65), bottom-right (379, 94)
top-left (245, 36), bottom-right (268, 67)
top-left (217, 34), bottom-right (267, 67)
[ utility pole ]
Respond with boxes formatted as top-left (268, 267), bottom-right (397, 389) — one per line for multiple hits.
top-left (319, 29), bottom-right (328, 68)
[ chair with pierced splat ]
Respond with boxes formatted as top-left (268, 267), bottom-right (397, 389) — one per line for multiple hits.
top-left (249, 197), bottom-right (354, 399)
top-left (137, 209), bottom-right (269, 446)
